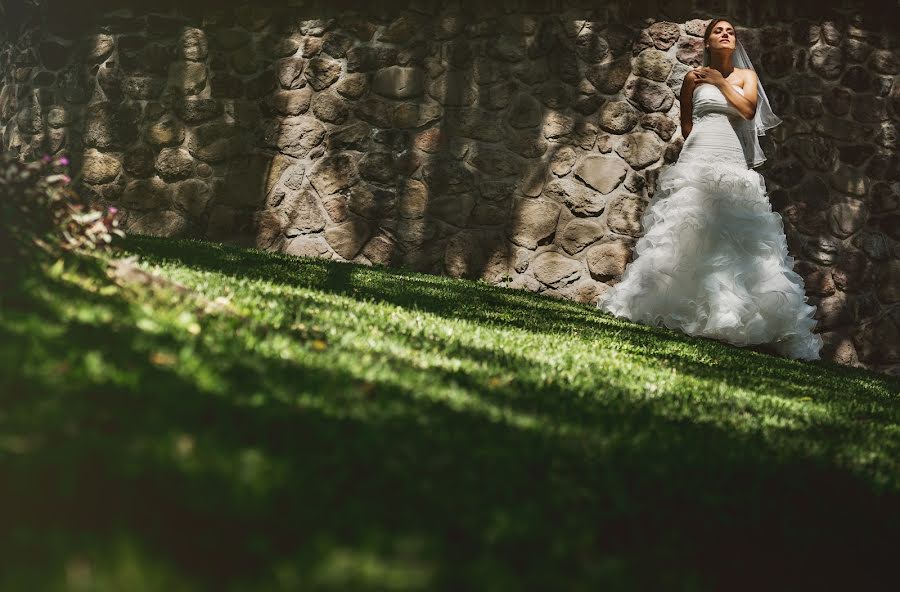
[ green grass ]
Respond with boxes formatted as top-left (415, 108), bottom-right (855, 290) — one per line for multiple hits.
top-left (1, 234), bottom-right (898, 592)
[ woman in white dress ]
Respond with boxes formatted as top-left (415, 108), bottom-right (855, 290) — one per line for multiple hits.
top-left (596, 18), bottom-right (824, 361)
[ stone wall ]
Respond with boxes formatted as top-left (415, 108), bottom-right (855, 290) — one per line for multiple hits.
top-left (1, 0), bottom-right (898, 375)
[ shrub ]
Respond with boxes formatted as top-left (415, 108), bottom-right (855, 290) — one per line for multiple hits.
top-left (0, 151), bottom-right (124, 273)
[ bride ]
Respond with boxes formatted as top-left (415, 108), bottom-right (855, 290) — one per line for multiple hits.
top-left (596, 18), bottom-right (824, 361)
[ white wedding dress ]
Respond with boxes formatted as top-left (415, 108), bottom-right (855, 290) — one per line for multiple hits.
top-left (596, 83), bottom-right (823, 361)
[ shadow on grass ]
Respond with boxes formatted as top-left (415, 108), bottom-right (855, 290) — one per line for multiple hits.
top-left (0, 241), bottom-right (898, 590)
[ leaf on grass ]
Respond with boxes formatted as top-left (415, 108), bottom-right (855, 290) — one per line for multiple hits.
top-left (203, 295), bottom-right (237, 315)
top-left (488, 376), bottom-right (509, 388)
top-left (150, 351), bottom-right (177, 367)
top-left (174, 434), bottom-right (195, 457)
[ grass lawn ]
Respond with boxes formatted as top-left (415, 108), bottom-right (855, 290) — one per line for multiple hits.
top-left (1, 234), bottom-right (898, 591)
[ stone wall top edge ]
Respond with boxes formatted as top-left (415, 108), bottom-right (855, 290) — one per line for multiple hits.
top-left (5, 0), bottom-right (899, 37)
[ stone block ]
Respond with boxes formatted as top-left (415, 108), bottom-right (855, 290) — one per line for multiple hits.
top-left (372, 66), bottom-right (425, 99)
top-left (574, 154), bottom-right (628, 194)
top-left (507, 197), bottom-right (561, 249)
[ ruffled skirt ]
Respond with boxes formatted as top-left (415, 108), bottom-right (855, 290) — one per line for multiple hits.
top-left (596, 160), bottom-right (823, 361)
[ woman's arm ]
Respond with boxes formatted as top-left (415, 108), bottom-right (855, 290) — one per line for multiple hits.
top-left (679, 70), bottom-right (699, 139)
top-left (699, 67), bottom-right (758, 120)
top-left (720, 70), bottom-right (758, 119)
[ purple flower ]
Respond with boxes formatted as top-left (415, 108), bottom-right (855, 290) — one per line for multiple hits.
top-left (108, 207), bottom-right (118, 215)
top-left (57, 156), bottom-right (70, 166)
top-left (41, 154), bottom-right (52, 163)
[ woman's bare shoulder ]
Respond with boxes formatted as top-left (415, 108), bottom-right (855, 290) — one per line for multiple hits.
top-left (737, 67), bottom-right (758, 84)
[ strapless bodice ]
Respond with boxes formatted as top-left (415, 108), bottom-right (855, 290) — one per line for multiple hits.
top-left (692, 84), bottom-right (745, 122)
top-left (679, 84), bottom-right (748, 168)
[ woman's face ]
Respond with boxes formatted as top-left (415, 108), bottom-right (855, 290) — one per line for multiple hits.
top-left (706, 20), bottom-right (736, 52)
